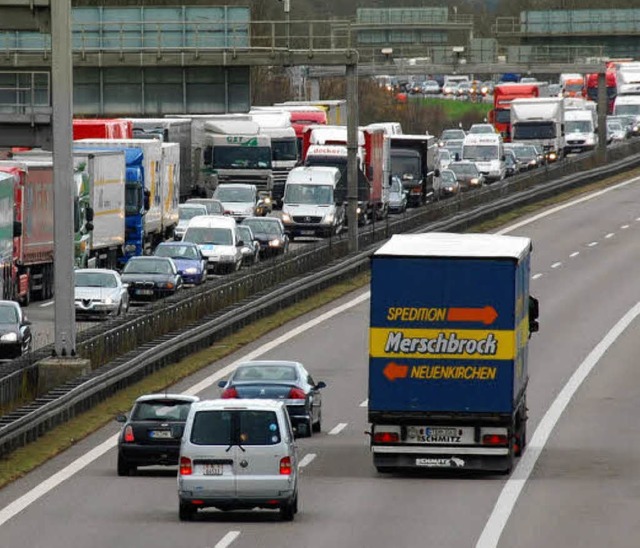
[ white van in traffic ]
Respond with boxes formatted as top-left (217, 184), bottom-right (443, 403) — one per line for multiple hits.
top-left (182, 215), bottom-right (243, 274)
top-left (461, 133), bottom-right (506, 182)
top-left (281, 166), bottom-right (344, 238)
top-left (178, 399), bottom-right (299, 521)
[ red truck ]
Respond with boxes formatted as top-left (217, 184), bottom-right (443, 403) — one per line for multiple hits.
top-left (0, 162), bottom-right (54, 305)
top-left (585, 71), bottom-right (617, 114)
top-left (73, 119), bottom-right (133, 140)
top-left (302, 125), bottom-right (389, 222)
top-left (489, 83), bottom-right (549, 141)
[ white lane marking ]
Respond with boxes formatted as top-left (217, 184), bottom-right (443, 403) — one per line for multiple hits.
top-left (476, 301), bottom-right (640, 548)
top-left (298, 453), bottom-right (316, 469)
top-left (588, 241), bottom-right (598, 247)
top-left (359, 399), bottom-right (368, 407)
top-left (215, 531), bottom-right (241, 548)
top-left (550, 262), bottom-right (562, 269)
top-left (622, 224), bottom-right (630, 229)
top-left (39, 301), bottom-right (54, 308)
top-left (0, 290), bottom-right (371, 527)
top-left (569, 251), bottom-right (579, 258)
top-left (328, 423), bottom-right (348, 435)
top-left (531, 273), bottom-right (543, 280)
top-left (605, 233), bottom-right (615, 239)
top-left (497, 175), bottom-right (640, 235)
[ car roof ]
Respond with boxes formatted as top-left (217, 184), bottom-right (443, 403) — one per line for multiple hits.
top-left (135, 393), bottom-right (200, 403)
top-left (156, 241), bottom-right (198, 247)
top-left (127, 255), bottom-right (172, 261)
top-left (191, 398), bottom-right (286, 412)
top-left (216, 183), bottom-right (257, 190)
top-left (0, 300), bottom-right (20, 310)
top-left (75, 268), bottom-right (119, 275)
top-left (235, 360), bottom-right (302, 369)
top-left (187, 215), bottom-right (237, 229)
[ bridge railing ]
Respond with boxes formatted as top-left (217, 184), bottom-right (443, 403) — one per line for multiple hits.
top-left (0, 71), bottom-right (50, 119)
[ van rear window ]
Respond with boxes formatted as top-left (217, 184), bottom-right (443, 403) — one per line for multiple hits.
top-left (190, 410), bottom-right (281, 446)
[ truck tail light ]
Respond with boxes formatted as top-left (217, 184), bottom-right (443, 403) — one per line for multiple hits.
top-left (221, 387), bottom-right (238, 399)
top-left (410, 187), bottom-right (422, 194)
top-left (179, 456), bottom-right (192, 476)
top-left (373, 432), bottom-right (399, 443)
top-left (482, 434), bottom-right (508, 446)
top-left (288, 387), bottom-right (306, 399)
top-left (280, 456), bottom-right (292, 475)
top-left (123, 425), bottom-right (134, 443)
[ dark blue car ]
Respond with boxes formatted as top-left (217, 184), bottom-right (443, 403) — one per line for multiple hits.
top-left (153, 242), bottom-right (207, 285)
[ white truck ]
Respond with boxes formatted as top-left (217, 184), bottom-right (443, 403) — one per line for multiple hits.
top-left (249, 110), bottom-right (298, 207)
top-left (202, 120), bottom-right (273, 198)
top-left (613, 94), bottom-right (640, 120)
top-left (128, 118), bottom-right (192, 200)
top-left (563, 108), bottom-right (598, 154)
top-left (77, 138), bottom-right (164, 249)
top-left (160, 142), bottom-right (180, 239)
top-left (615, 62), bottom-right (640, 95)
top-left (510, 97), bottom-right (565, 162)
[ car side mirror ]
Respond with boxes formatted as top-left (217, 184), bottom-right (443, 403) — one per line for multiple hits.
top-left (217, 380), bottom-right (227, 388)
top-left (501, 155), bottom-right (506, 162)
top-left (115, 414), bottom-right (127, 423)
top-left (143, 189), bottom-right (151, 212)
top-left (22, 319), bottom-right (31, 326)
top-left (528, 295), bottom-right (540, 335)
top-left (86, 222), bottom-right (94, 232)
top-left (85, 207), bottom-right (95, 222)
top-left (236, 240), bottom-right (244, 247)
top-left (434, 169), bottom-right (440, 177)
top-left (13, 221), bottom-right (22, 238)
top-left (315, 381), bottom-right (327, 389)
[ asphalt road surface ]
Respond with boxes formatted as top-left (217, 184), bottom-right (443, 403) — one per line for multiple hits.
top-left (2, 174), bottom-right (640, 547)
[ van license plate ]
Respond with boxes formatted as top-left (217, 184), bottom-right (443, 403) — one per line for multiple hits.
top-left (203, 464), bottom-right (223, 476)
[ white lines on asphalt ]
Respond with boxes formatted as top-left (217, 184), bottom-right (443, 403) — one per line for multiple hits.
top-left (359, 399), bottom-right (368, 407)
top-left (550, 262), bottom-right (562, 269)
top-left (39, 301), bottom-right (54, 308)
top-left (588, 241), bottom-right (598, 247)
top-left (0, 290), bottom-right (371, 529)
top-left (622, 224), bottom-right (630, 229)
top-left (328, 423), bottom-right (348, 435)
top-left (475, 301), bottom-right (640, 548)
top-left (531, 273), bottom-right (543, 280)
top-left (497, 175), bottom-right (640, 235)
top-left (298, 453), bottom-right (316, 469)
top-left (605, 233), bottom-right (615, 239)
top-left (215, 531), bottom-right (241, 548)
top-left (569, 251), bottom-right (580, 258)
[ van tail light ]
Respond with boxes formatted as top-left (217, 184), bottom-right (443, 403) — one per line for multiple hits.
top-left (179, 456), bottom-right (192, 476)
top-left (221, 387), bottom-right (238, 399)
top-left (373, 432), bottom-right (399, 443)
top-left (482, 434), bottom-right (508, 446)
top-left (280, 456), bottom-right (292, 475)
top-left (288, 387), bottom-right (306, 399)
top-left (123, 425), bottom-right (135, 443)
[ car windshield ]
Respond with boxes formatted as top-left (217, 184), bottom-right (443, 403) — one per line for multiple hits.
top-left (284, 184), bottom-right (333, 205)
top-left (437, 150), bottom-right (451, 161)
top-left (154, 244), bottom-right (200, 260)
top-left (212, 146), bottom-right (272, 170)
top-left (184, 227), bottom-right (234, 246)
top-left (132, 400), bottom-right (192, 421)
top-left (513, 146), bottom-right (537, 159)
top-left (391, 155), bottom-right (421, 179)
top-left (215, 186), bottom-right (255, 202)
top-left (494, 109), bottom-right (511, 124)
top-left (441, 171), bottom-right (457, 183)
top-left (462, 145), bottom-right (498, 161)
top-left (441, 130), bottom-right (465, 141)
top-left (469, 126), bottom-right (494, 134)
top-left (608, 122), bottom-right (623, 131)
top-left (186, 200), bottom-right (224, 215)
top-left (190, 410), bottom-right (281, 446)
top-left (125, 183), bottom-right (142, 215)
top-left (123, 259), bottom-right (173, 275)
top-left (237, 226), bottom-right (253, 242)
top-left (272, 138), bottom-right (298, 162)
top-left (615, 104), bottom-right (640, 116)
top-left (566, 121), bottom-right (592, 133)
top-left (179, 205), bottom-right (207, 221)
top-left (512, 122), bottom-right (556, 139)
top-left (75, 271), bottom-right (118, 288)
top-left (450, 164), bottom-right (478, 177)
top-left (0, 304), bottom-right (18, 323)
top-left (234, 365), bottom-right (298, 382)
top-left (243, 219), bottom-right (281, 235)
top-left (565, 84), bottom-right (583, 93)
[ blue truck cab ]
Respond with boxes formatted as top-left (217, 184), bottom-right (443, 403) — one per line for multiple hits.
top-left (74, 146), bottom-right (148, 265)
top-left (368, 233), bottom-right (538, 474)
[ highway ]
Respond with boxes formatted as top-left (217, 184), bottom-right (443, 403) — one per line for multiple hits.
top-left (2, 173), bottom-right (640, 547)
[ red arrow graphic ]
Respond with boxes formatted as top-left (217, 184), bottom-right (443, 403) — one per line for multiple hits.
top-left (383, 362), bottom-right (409, 381)
top-left (447, 306), bottom-right (498, 325)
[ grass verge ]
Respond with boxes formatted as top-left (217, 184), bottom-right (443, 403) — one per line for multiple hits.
top-left (418, 97), bottom-right (491, 119)
top-left (2, 164), bottom-right (640, 487)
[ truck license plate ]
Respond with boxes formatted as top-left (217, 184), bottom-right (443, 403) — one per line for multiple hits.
top-left (408, 426), bottom-right (463, 443)
top-left (202, 464), bottom-right (223, 476)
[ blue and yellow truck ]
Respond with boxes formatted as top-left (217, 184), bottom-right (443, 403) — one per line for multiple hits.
top-left (368, 233), bottom-right (538, 473)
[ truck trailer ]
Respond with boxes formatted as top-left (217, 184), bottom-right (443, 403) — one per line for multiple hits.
top-left (368, 233), bottom-right (539, 473)
top-left (388, 135), bottom-right (436, 206)
top-left (0, 171), bottom-right (15, 301)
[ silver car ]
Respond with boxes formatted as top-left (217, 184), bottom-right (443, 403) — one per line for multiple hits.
top-left (74, 268), bottom-right (129, 319)
top-left (178, 399), bottom-right (299, 521)
top-left (237, 225), bottom-right (260, 266)
top-left (176, 203), bottom-right (208, 240)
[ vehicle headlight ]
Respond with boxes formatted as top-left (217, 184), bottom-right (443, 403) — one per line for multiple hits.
top-left (244, 207), bottom-right (254, 214)
top-left (481, 87), bottom-right (488, 94)
top-left (470, 177), bottom-right (479, 185)
top-left (445, 186), bottom-right (455, 192)
top-left (281, 213), bottom-right (291, 223)
top-left (124, 244), bottom-right (136, 252)
top-left (529, 160), bottom-right (537, 165)
top-left (1, 332), bottom-right (17, 342)
top-left (263, 197), bottom-right (272, 205)
top-left (548, 152), bottom-right (557, 160)
top-left (323, 212), bottom-right (335, 224)
top-left (268, 239), bottom-right (281, 247)
top-left (356, 207), bottom-right (362, 214)
top-left (184, 267), bottom-right (198, 274)
top-left (220, 254), bottom-right (235, 262)
top-left (104, 297), bottom-right (113, 305)
top-left (634, 126), bottom-right (639, 132)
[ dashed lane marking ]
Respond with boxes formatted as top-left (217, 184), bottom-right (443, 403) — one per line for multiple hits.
top-left (215, 531), bottom-right (240, 548)
top-left (298, 453), bottom-right (317, 468)
top-left (532, 273), bottom-right (543, 280)
top-left (328, 423), bottom-right (348, 435)
top-left (551, 262), bottom-right (562, 269)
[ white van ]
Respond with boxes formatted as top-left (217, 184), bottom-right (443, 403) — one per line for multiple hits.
top-left (182, 215), bottom-right (243, 274)
top-left (178, 399), bottom-right (299, 521)
top-left (461, 133), bottom-right (506, 182)
top-left (613, 94), bottom-right (640, 120)
top-left (281, 166), bottom-right (344, 238)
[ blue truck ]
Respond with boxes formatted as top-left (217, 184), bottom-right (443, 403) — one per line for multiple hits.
top-left (74, 147), bottom-right (149, 265)
top-left (368, 233), bottom-right (539, 473)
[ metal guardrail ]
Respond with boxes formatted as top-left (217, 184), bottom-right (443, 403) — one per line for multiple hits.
top-left (2, 139), bottom-right (640, 455)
